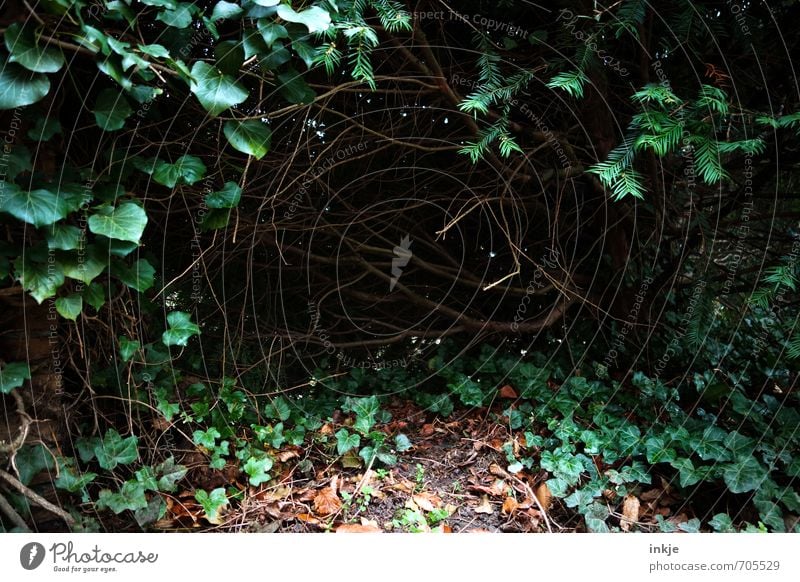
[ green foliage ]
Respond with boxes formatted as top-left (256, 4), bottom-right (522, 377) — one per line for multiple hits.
top-left (0, 361), bottom-right (31, 394)
top-left (195, 488), bottom-right (228, 523)
top-left (223, 120), bottom-right (272, 160)
top-left (162, 311), bottom-right (201, 346)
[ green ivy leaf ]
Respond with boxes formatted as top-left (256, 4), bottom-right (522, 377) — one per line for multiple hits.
top-left (190, 61), bottom-right (248, 116)
top-left (276, 4), bottom-right (331, 33)
top-left (223, 119), bottom-right (272, 159)
top-left (55, 294), bottom-right (83, 321)
top-left (135, 466), bottom-right (160, 491)
top-left (277, 69), bottom-right (315, 104)
top-left (94, 429), bottom-right (139, 470)
top-left (93, 89), bottom-right (133, 131)
top-left (27, 116), bottom-right (61, 141)
top-left (82, 282), bottom-right (106, 311)
top-left (4, 23), bottom-right (65, 73)
top-left (0, 59), bottom-right (50, 109)
top-left (243, 455), bottom-right (274, 486)
top-left (97, 480), bottom-right (148, 513)
top-left (54, 458), bottom-right (96, 494)
top-left (0, 185), bottom-right (70, 227)
top-left (15, 444), bottom-right (55, 485)
top-left (162, 311), bottom-right (201, 346)
top-left (0, 362), bottom-right (31, 394)
top-left (257, 20), bottom-right (288, 47)
top-left (58, 245), bottom-right (108, 285)
top-left (155, 457), bottom-right (188, 492)
top-left (112, 258), bottom-right (156, 292)
top-left (151, 155), bottom-right (207, 187)
top-left (88, 203), bottom-right (148, 243)
top-left (394, 434), bottom-right (412, 452)
top-left (211, 1), bottom-right (243, 21)
top-left (44, 224), bottom-right (83, 251)
top-left (193, 427), bottom-right (221, 449)
top-left (709, 513), bottom-right (735, 532)
top-left (264, 396), bottom-right (291, 421)
top-left (134, 495), bottom-right (166, 527)
top-left (119, 336), bottom-right (140, 362)
top-left (336, 429), bottom-right (361, 455)
top-left (723, 456), bottom-right (766, 494)
top-left (14, 255), bottom-right (64, 303)
top-left (156, 3), bottom-right (196, 28)
top-left (205, 181), bottom-right (242, 209)
top-left (138, 43), bottom-right (171, 58)
top-left (195, 487), bottom-right (228, 524)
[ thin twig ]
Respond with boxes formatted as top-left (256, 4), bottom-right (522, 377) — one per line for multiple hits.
top-left (0, 469), bottom-right (74, 527)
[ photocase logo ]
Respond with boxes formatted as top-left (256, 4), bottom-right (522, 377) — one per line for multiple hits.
top-left (20, 542), bottom-right (46, 570)
top-left (390, 235), bottom-right (413, 291)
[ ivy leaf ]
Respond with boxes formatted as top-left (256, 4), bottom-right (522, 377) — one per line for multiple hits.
top-left (394, 434), bottom-right (412, 452)
top-left (155, 457), bottom-right (188, 492)
top-left (4, 23), bottom-right (65, 73)
top-left (93, 89), bottom-right (133, 131)
top-left (88, 203), bottom-right (148, 243)
top-left (54, 459), bottom-right (96, 494)
top-left (151, 155), bottom-right (207, 187)
top-left (709, 513), bottom-right (735, 532)
top-left (112, 258), bottom-right (156, 292)
top-left (0, 361), bottom-right (31, 394)
top-left (243, 455), bottom-right (274, 486)
top-left (193, 427), bottom-right (221, 449)
top-left (276, 4), bottom-right (331, 33)
top-left (0, 185), bottom-right (70, 227)
top-left (205, 181), bottom-right (242, 209)
top-left (134, 496), bottom-right (166, 527)
top-left (223, 119), bottom-right (272, 159)
top-left (0, 59), bottom-right (50, 109)
top-left (264, 396), bottom-right (291, 421)
top-left (190, 61), bottom-right (248, 116)
top-left (257, 20), bottom-right (289, 47)
top-left (156, 3), bottom-right (195, 28)
top-left (119, 336), bottom-right (141, 362)
top-left (58, 245), bottom-right (108, 285)
top-left (97, 480), bottom-right (148, 513)
top-left (94, 429), bottom-right (139, 470)
top-left (135, 466), bottom-right (160, 491)
top-left (335, 429), bottom-right (361, 455)
top-left (55, 294), bottom-right (83, 321)
top-left (277, 69), bottom-right (315, 104)
top-left (162, 311), bottom-right (201, 346)
top-left (195, 488), bottom-right (228, 524)
top-left (211, 1), bottom-right (243, 21)
top-left (14, 444), bottom-right (55, 485)
top-left (27, 116), bottom-right (61, 141)
top-left (82, 282), bottom-right (106, 311)
top-left (14, 255), bottom-right (65, 303)
top-left (723, 456), bottom-right (766, 494)
top-left (138, 43), bottom-right (171, 58)
top-left (44, 224), bottom-right (83, 251)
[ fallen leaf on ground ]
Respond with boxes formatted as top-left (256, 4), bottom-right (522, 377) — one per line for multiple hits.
top-left (336, 523), bottom-right (382, 533)
top-left (313, 487), bottom-right (342, 516)
top-left (502, 497), bottom-right (519, 515)
top-left (488, 463), bottom-right (506, 478)
top-left (535, 482), bottom-right (552, 511)
top-left (421, 423), bottom-right (435, 436)
top-left (412, 492), bottom-right (442, 511)
top-left (277, 449), bottom-right (300, 463)
top-left (499, 384), bottom-right (518, 398)
top-left (474, 495), bottom-right (494, 515)
top-left (295, 513), bottom-right (322, 525)
top-left (621, 494), bottom-right (640, 531)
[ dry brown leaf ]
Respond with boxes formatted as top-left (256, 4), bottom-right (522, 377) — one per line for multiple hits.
top-left (640, 488), bottom-right (662, 502)
top-left (295, 513), bottom-right (322, 525)
top-left (474, 495), bottom-right (494, 515)
top-left (440, 524), bottom-right (453, 533)
top-left (319, 423), bottom-right (334, 436)
top-left (336, 523), bottom-right (382, 533)
top-left (412, 492), bottom-right (442, 512)
top-left (277, 449), bottom-right (300, 463)
top-left (421, 423), bottom-right (435, 436)
top-left (499, 384), bottom-right (518, 399)
top-left (313, 487), bottom-right (342, 516)
top-left (488, 463), bottom-right (505, 478)
top-left (621, 494), bottom-right (640, 532)
top-left (502, 496), bottom-right (519, 515)
top-left (489, 478), bottom-right (508, 497)
top-left (535, 482), bottom-right (552, 511)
